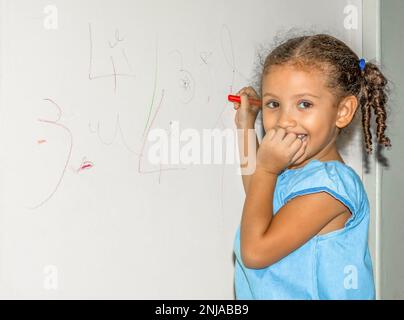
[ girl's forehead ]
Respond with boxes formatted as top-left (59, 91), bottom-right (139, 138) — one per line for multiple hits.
top-left (262, 66), bottom-right (329, 90)
top-left (261, 68), bottom-right (338, 102)
top-left (263, 64), bottom-right (325, 80)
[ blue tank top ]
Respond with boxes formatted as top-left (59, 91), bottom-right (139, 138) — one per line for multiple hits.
top-left (233, 159), bottom-right (375, 299)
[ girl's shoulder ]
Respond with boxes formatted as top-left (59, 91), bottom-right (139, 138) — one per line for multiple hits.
top-left (279, 159), bottom-right (369, 230)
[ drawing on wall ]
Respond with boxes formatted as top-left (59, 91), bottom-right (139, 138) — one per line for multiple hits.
top-left (76, 156), bottom-right (94, 173)
top-left (169, 50), bottom-right (195, 104)
top-left (28, 23), bottom-right (247, 209)
top-left (88, 23), bottom-right (136, 92)
top-left (29, 98), bottom-right (74, 210)
top-left (88, 112), bottom-right (139, 155)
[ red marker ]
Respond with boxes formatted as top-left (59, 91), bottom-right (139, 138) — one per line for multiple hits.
top-left (228, 94), bottom-right (262, 107)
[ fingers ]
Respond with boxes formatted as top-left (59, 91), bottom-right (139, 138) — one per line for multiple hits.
top-left (269, 128), bottom-right (299, 143)
top-left (282, 131), bottom-right (299, 145)
top-left (241, 86), bottom-right (259, 99)
top-left (264, 127), bottom-right (307, 165)
top-left (240, 92), bottom-right (250, 109)
top-left (272, 127), bottom-right (287, 141)
top-left (272, 128), bottom-right (307, 152)
top-left (267, 128), bottom-right (276, 140)
top-left (233, 88), bottom-right (244, 110)
top-left (233, 86), bottom-right (259, 110)
top-left (290, 139), bottom-right (307, 163)
top-left (280, 130), bottom-right (305, 148)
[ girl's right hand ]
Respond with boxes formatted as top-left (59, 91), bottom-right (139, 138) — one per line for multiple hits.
top-left (233, 86), bottom-right (261, 129)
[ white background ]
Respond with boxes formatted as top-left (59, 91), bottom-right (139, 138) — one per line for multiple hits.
top-left (0, 0), bottom-right (364, 298)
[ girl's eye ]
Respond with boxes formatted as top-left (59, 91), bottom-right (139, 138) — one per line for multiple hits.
top-left (265, 101), bottom-right (279, 109)
top-left (298, 101), bottom-right (313, 109)
top-left (265, 100), bottom-right (313, 109)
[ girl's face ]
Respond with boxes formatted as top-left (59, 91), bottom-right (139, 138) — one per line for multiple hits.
top-left (261, 64), bottom-right (341, 169)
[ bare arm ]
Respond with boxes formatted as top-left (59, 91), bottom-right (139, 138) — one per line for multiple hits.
top-left (241, 169), bottom-right (349, 269)
top-left (232, 86), bottom-right (261, 194)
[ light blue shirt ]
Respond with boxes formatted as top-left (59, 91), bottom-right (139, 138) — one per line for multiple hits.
top-left (233, 159), bottom-right (375, 300)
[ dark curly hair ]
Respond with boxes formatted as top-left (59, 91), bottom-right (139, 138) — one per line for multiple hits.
top-left (254, 31), bottom-right (392, 155)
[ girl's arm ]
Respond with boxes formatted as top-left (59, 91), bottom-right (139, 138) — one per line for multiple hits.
top-left (232, 86), bottom-right (261, 195)
top-left (240, 170), bottom-right (349, 269)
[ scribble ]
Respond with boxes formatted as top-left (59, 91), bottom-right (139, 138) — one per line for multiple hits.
top-left (198, 51), bottom-right (214, 105)
top-left (221, 25), bottom-right (249, 85)
top-left (76, 157), bottom-right (94, 173)
top-left (28, 99), bottom-right (73, 210)
top-left (179, 73), bottom-right (191, 90)
top-left (88, 37), bottom-right (185, 181)
top-left (169, 50), bottom-right (195, 104)
top-left (213, 25), bottom-right (250, 128)
top-left (88, 23), bottom-right (136, 92)
top-left (108, 29), bottom-right (124, 48)
top-left (86, 29), bottom-right (188, 182)
top-left (121, 48), bottom-right (133, 72)
top-left (142, 37), bottom-right (159, 138)
top-left (199, 51), bottom-right (212, 65)
top-left (88, 113), bottom-right (139, 155)
top-left (221, 24), bottom-right (236, 94)
top-left (37, 139), bottom-right (47, 144)
top-left (137, 89), bottom-right (186, 176)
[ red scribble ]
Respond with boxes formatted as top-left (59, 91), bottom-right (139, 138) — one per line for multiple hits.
top-left (28, 99), bottom-right (73, 210)
top-left (77, 158), bottom-right (94, 173)
top-left (81, 164), bottom-right (93, 170)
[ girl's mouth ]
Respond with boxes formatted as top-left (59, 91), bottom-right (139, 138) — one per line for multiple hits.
top-left (297, 134), bottom-right (308, 142)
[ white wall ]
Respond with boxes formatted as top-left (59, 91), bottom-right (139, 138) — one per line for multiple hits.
top-left (379, 0), bottom-right (404, 299)
top-left (363, 0), bottom-right (404, 300)
top-left (0, 0), bottom-right (365, 299)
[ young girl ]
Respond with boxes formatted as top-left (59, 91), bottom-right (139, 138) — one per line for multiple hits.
top-left (231, 33), bottom-right (392, 300)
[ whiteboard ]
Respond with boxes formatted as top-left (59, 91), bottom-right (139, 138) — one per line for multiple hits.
top-left (0, 0), bottom-right (363, 298)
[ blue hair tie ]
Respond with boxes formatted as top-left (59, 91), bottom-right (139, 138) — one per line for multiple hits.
top-left (359, 58), bottom-right (366, 71)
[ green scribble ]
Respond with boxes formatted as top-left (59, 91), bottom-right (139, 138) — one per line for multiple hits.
top-left (142, 38), bottom-right (158, 137)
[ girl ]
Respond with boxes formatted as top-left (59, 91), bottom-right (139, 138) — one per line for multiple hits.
top-left (231, 33), bottom-right (392, 300)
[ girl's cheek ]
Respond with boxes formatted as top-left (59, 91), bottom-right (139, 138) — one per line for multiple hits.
top-left (262, 120), bottom-right (275, 133)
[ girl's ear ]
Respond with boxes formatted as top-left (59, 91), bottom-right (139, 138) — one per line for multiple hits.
top-left (335, 95), bottom-right (359, 129)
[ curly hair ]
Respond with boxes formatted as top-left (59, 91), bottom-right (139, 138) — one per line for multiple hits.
top-left (254, 31), bottom-right (392, 155)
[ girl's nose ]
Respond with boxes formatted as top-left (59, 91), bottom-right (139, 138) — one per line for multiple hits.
top-left (278, 110), bottom-right (297, 127)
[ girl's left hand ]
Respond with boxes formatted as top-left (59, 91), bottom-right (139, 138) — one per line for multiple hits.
top-left (256, 127), bottom-right (308, 175)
